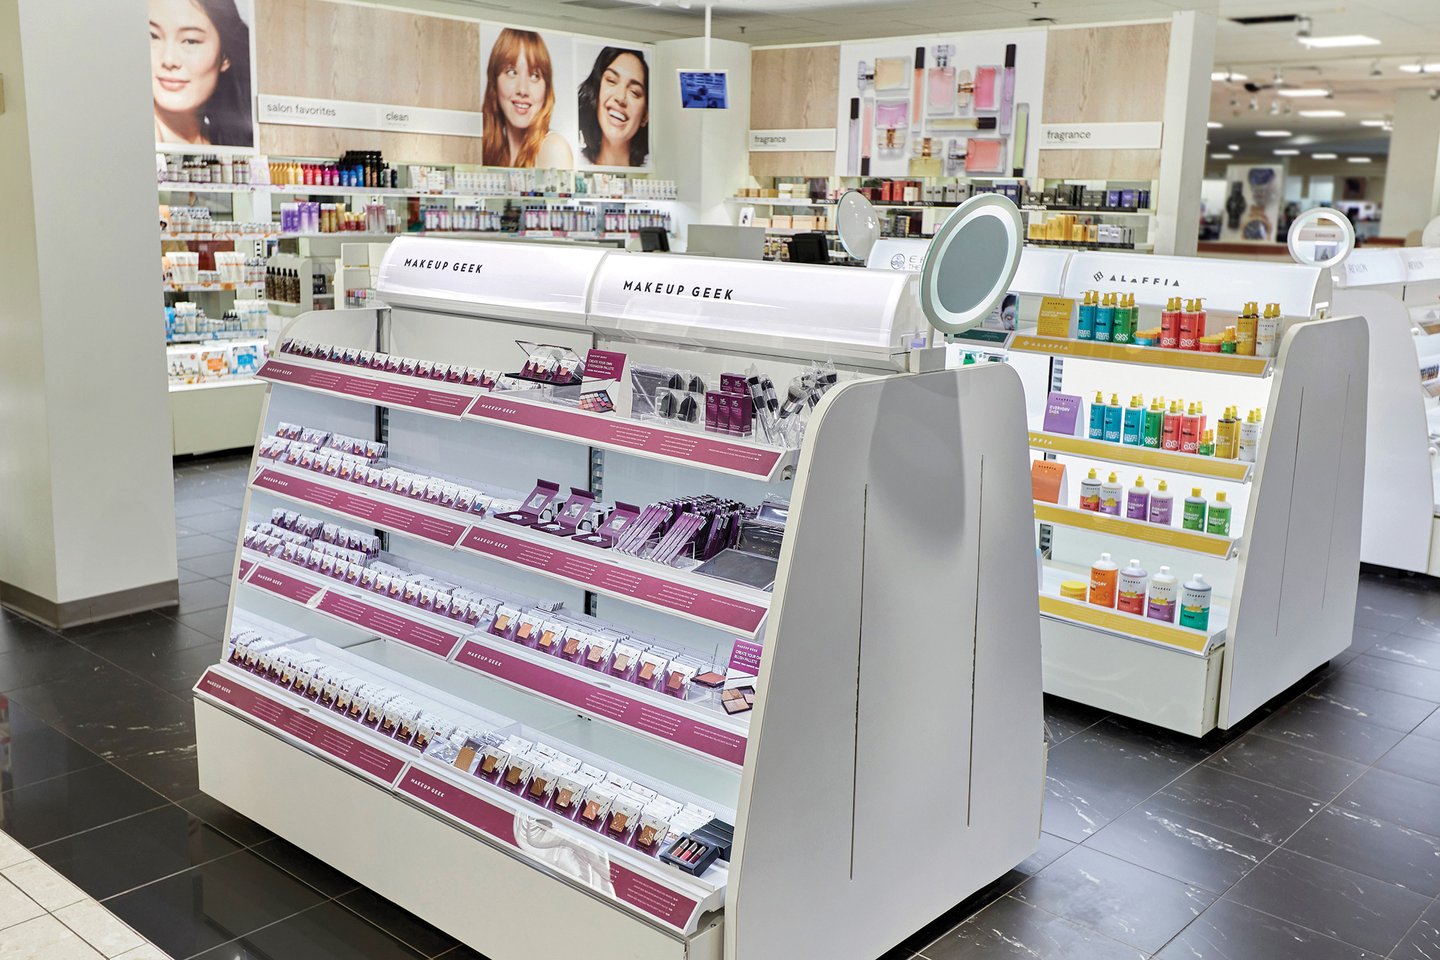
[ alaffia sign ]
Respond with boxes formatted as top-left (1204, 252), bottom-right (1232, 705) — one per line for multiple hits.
top-left (749, 128), bottom-right (838, 152)
top-left (1038, 122), bottom-right (1163, 151)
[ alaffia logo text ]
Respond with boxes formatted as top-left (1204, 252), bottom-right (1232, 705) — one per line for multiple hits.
top-left (621, 279), bottom-right (734, 300)
top-left (1092, 271), bottom-right (1182, 287)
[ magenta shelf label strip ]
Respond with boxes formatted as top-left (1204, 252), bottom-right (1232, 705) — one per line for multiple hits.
top-left (247, 565), bottom-right (324, 605)
top-left (316, 592), bottom-right (463, 659)
top-left (258, 358), bottom-right (473, 417)
top-left (252, 468), bottom-right (469, 547)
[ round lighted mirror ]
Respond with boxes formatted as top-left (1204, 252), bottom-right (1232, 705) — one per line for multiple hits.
top-left (835, 190), bottom-right (881, 263)
top-left (917, 194), bottom-right (1023, 335)
top-left (1422, 215), bottom-right (1440, 249)
top-left (1287, 206), bottom-right (1356, 270)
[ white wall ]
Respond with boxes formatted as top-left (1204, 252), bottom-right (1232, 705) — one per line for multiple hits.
top-left (0, 0), bottom-right (179, 618)
top-left (653, 37), bottom-right (751, 250)
top-left (1381, 89), bottom-right (1440, 240)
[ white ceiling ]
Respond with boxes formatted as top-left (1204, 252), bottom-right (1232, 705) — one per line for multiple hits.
top-left (376, 0), bottom-right (1440, 162)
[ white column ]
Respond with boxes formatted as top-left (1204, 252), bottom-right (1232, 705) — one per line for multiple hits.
top-left (0, 0), bottom-right (179, 625)
top-left (653, 37), bottom-right (751, 250)
top-left (1380, 89), bottom-right (1440, 241)
top-left (1154, 9), bottom-right (1217, 257)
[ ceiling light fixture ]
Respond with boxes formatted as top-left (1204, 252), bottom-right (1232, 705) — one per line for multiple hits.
top-left (1360, 119), bottom-right (1388, 127)
top-left (1256, 130), bottom-right (1292, 137)
top-left (1211, 70), bottom-right (1247, 82)
top-left (1299, 109), bottom-right (1346, 118)
top-left (1370, 60), bottom-right (1384, 77)
top-left (1348, 157), bottom-right (1373, 163)
top-left (1400, 62), bottom-right (1440, 74)
top-left (1274, 149), bottom-right (1300, 155)
top-left (1294, 17), bottom-right (1311, 40)
top-left (1299, 34), bottom-right (1380, 48)
top-left (1228, 144), bottom-right (1240, 150)
top-left (1312, 153), bottom-right (1337, 160)
top-left (1211, 153), bottom-right (1234, 159)
top-left (1277, 88), bottom-right (1330, 98)
top-left (1208, 121), bottom-right (1223, 128)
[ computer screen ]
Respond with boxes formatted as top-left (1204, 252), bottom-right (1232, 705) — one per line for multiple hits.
top-left (639, 227), bottom-right (670, 253)
top-left (678, 70), bottom-right (729, 110)
top-left (686, 225), bottom-right (765, 261)
top-left (787, 232), bottom-right (831, 264)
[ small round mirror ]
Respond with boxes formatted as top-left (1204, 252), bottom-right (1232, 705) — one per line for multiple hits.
top-left (1422, 216), bottom-right (1440, 249)
top-left (917, 194), bottom-right (1023, 335)
top-left (835, 190), bottom-right (881, 263)
top-left (1287, 206), bottom-right (1355, 269)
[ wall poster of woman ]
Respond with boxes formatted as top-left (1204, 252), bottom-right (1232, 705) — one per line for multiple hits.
top-left (575, 41), bottom-right (653, 170)
top-left (481, 26), bottom-right (575, 169)
top-left (150, 0), bottom-right (257, 150)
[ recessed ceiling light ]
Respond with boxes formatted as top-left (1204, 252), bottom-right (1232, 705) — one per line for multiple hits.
top-left (1228, 144), bottom-right (1240, 150)
top-left (1211, 71), bottom-right (1248, 82)
top-left (1208, 121), bottom-right (1224, 129)
top-left (1299, 109), bottom-right (1346, 118)
top-left (1360, 119), bottom-right (1388, 127)
top-left (1256, 130), bottom-right (1292, 137)
top-left (1400, 63), bottom-right (1440, 74)
top-left (1299, 34), bottom-right (1380, 48)
top-left (1348, 157), bottom-right (1373, 163)
top-left (1313, 153), bottom-right (1338, 159)
top-left (1277, 88), bottom-right (1330, 98)
top-left (1211, 153), bottom-right (1234, 159)
top-left (1274, 149), bottom-right (1300, 155)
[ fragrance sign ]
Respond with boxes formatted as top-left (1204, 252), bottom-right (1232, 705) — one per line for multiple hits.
top-left (749, 128), bottom-right (838, 152)
top-left (1038, 122), bottom-right (1163, 151)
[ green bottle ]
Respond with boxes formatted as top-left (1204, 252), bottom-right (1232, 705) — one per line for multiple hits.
top-left (1182, 487), bottom-right (1207, 531)
top-left (1142, 398), bottom-right (1164, 449)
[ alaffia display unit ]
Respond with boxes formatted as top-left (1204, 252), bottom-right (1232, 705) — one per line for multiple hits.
top-left (191, 236), bottom-right (1046, 960)
top-left (996, 252), bottom-right (1367, 735)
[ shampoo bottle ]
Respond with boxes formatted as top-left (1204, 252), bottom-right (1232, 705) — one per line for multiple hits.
top-left (1095, 293), bottom-right (1116, 343)
top-left (1236, 301), bottom-right (1258, 356)
top-left (1079, 468), bottom-right (1101, 512)
top-left (1198, 429), bottom-right (1215, 458)
top-left (1207, 490), bottom-right (1232, 536)
top-left (1183, 487), bottom-right (1207, 531)
top-left (1160, 296), bottom-right (1181, 349)
top-left (1216, 406), bottom-right (1238, 459)
top-left (1142, 398), bottom-right (1164, 449)
top-left (1087, 391), bottom-right (1106, 441)
top-left (1113, 294), bottom-right (1134, 345)
top-left (1089, 552), bottom-right (1119, 608)
top-left (1238, 408), bottom-right (1261, 463)
top-left (1256, 303), bottom-right (1281, 358)
top-left (1116, 559), bottom-right (1148, 615)
top-left (1179, 573), bottom-right (1213, 631)
top-left (1126, 475), bottom-right (1150, 520)
top-left (1099, 472), bottom-right (1123, 516)
top-left (1181, 402), bottom-right (1203, 454)
top-left (1147, 566), bottom-right (1178, 622)
top-left (1077, 291), bottom-right (1098, 341)
top-left (1122, 395), bottom-right (1145, 445)
top-left (1148, 479), bottom-right (1174, 526)
top-left (1162, 399), bottom-right (1183, 452)
top-left (1103, 393), bottom-right (1123, 443)
top-left (1178, 298), bottom-right (1201, 350)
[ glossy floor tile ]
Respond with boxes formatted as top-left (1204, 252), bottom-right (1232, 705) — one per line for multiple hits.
top-left (7, 458), bottom-right (1440, 960)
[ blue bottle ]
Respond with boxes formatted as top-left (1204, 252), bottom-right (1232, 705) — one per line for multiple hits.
top-left (1094, 292), bottom-right (1115, 343)
top-left (1102, 393), bottom-right (1123, 443)
top-left (1077, 291), bottom-right (1098, 341)
top-left (1122, 395), bottom-right (1145, 446)
top-left (1088, 391), bottom-right (1106, 440)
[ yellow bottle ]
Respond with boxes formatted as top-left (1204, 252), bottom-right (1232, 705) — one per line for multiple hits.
top-left (1236, 301), bottom-right (1258, 356)
top-left (1216, 406), bottom-right (1239, 460)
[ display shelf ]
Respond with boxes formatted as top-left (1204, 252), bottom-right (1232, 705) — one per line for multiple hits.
top-left (256, 355), bottom-right (479, 420)
top-left (1025, 238), bottom-right (1148, 251)
top-left (1022, 205), bottom-right (1156, 217)
top-left (1038, 561), bottom-right (1226, 656)
top-left (168, 377), bottom-right (263, 393)
top-left (1034, 501), bottom-right (1239, 559)
top-left (164, 282), bottom-right (262, 293)
top-left (160, 182), bottom-right (675, 203)
top-left (726, 196), bottom-right (834, 206)
top-left (1028, 431), bottom-right (1253, 482)
top-left (250, 462), bottom-right (472, 547)
top-left (1009, 335), bottom-right (1273, 377)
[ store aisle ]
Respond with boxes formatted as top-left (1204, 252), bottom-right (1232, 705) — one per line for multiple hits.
top-left (0, 452), bottom-right (1437, 959)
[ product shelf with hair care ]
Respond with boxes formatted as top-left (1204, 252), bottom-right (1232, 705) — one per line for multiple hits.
top-left (989, 250), bottom-right (1365, 737)
top-left (194, 237), bottom-right (1047, 960)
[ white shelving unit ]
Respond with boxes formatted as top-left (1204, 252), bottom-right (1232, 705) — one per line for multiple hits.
top-left (194, 238), bottom-right (1048, 960)
top-left (991, 251), bottom-right (1366, 735)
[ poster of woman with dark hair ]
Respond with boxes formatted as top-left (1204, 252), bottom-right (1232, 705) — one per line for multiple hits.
top-left (150, 0), bottom-right (256, 149)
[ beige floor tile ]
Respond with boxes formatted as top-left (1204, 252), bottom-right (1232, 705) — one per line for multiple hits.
top-left (0, 836), bottom-right (31, 872)
top-left (0, 879), bottom-right (42, 933)
top-left (54, 901), bottom-right (144, 958)
top-left (0, 861), bottom-right (85, 913)
top-left (112, 944), bottom-right (172, 960)
top-left (0, 914), bottom-right (104, 959)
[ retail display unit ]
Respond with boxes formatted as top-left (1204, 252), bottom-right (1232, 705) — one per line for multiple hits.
top-left (192, 230), bottom-right (1046, 960)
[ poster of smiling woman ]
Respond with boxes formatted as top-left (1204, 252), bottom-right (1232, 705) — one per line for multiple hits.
top-left (574, 39), bottom-right (653, 171)
top-left (150, 0), bottom-right (258, 150)
top-left (481, 25), bottom-right (577, 169)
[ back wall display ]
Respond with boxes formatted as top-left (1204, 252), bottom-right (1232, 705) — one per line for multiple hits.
top-left (834, 29), bottom-right (1047, 181)
top-left (1220, 164), bottom-right (1284, 243)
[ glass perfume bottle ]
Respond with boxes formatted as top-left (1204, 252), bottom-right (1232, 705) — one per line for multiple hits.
top-left (928, 44), bottom-right (956, 115)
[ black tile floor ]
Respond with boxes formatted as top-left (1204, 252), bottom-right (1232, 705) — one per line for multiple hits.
top-left (0, 452), bottom-right (1438, 959)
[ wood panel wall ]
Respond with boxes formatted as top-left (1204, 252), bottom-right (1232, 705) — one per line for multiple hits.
top-left (255, 0), bottom-right (483, 163)
top-left (1038, 22), bottom-right (1171, 180)
top-left (749, 46), bottom-right (839, 178)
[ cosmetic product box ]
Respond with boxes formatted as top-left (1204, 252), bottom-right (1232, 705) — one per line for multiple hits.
top-left (660, 818), bottom-right (735, 876)
top-left (495, 480), bottom-right (561, 526)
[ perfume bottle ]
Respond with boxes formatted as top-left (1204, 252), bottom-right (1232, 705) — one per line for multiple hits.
top-left (928, 44), bottom-right (956, 115)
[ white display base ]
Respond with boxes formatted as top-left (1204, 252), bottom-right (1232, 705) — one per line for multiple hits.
top-left (195, 701), bottom-right (722, 960)
top-left (169, 378), bottom-right (265, 456)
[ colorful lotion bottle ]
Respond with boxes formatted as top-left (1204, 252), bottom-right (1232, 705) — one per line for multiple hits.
top-left (1179, 573), bottom-right (1212, 631)
top-left (1161, 399), bottom-right (1183, 452)
top-left (1142, 398), bottom-right (1164, 449)
top-left (1094, 293), bottom-right (1115, 343)
top-left (1183, 487), bottom-right (1207, 531)
top-left (1148, 479), bottom-right (1174, 526)
top-left (1077, 291), bottom-right (1098, 340)
top-left (1126, 475), bottom-right (1149, 520)
top-left (1207, 490), bottom-right (1232, 536)
top-left (1102, 393), bottom-right (1123, 443)
top-left (1087, 391), bottom-right (1106, 440)
top-left (1256, 303), bottom-right (1281, 358)
top-left (1122, 395), bottom-right (1145, 445)
top-left (1179, 298), bottom-right (1204, 351)
top-left (1147, 566), bottom-right (1178, 622)
top-left (1112, 294), bottom-right (1134, 345)
top-left (1216, 406), bottom-right (1238, 459)
top-left (1160, 296), bottom-right (1181, 349)
top-left (1180, 402), bottom-right (1202, 454)
top-left (1079, 468), bottom-right (1101, 512)
top-left (1238, 408), bottom-right (1261, 463)
top-left (1099, 472), bottom-right (1123, 516)
top-left (1089, 552), bottom-right (1118, 608)
top-left (1116, 559), bottom-right (1148, 615)
top-left (1237, 301), bottom-right (1258, 356)
top-left (1198, 429), bottom-right (1215, 458)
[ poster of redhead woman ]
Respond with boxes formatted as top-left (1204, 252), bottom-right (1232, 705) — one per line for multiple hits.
top-left (574, 39), bottom-right (654, 170)
top-left (150, 0), bottom-right (258, 150)
top-left (481, 25), bottom-right (577, 169)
